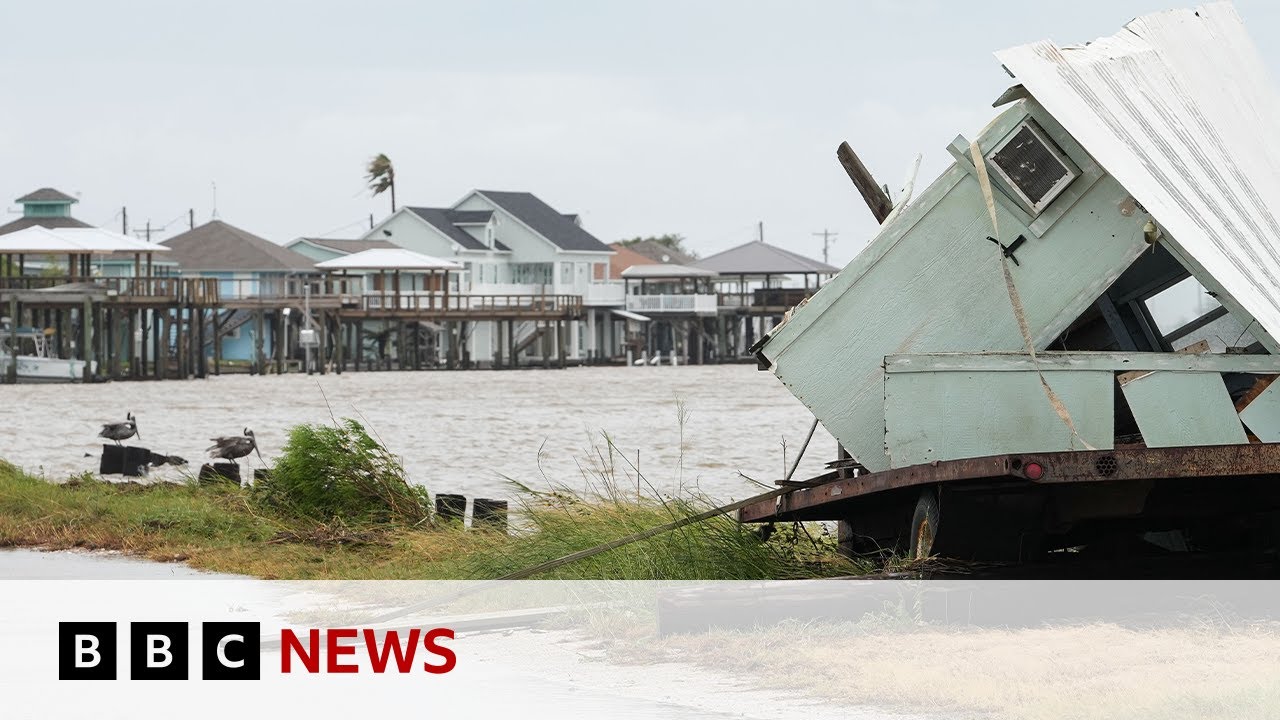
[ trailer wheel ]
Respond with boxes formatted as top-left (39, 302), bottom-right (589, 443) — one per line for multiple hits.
top-left (909, 488), bottom-right (940, 560)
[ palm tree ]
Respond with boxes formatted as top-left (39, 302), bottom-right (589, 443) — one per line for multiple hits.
top-left (365, 153), bottom-right (396, 213)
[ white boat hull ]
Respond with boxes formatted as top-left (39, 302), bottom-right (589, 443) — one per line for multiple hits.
top-left (0, 354), bottom-right (96, 383)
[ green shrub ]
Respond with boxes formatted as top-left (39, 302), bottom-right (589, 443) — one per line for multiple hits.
top-left (253, 419), bottom-right (430, 525)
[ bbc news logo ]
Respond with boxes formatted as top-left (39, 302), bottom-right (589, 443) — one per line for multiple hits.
top-left (58, 622), bottom-right (456, 680)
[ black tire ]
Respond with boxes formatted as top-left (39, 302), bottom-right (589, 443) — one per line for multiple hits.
top-left (909, 487), bottom-right (941, 560)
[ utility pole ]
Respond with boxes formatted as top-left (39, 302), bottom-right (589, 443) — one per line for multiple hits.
top-left (812, 229), bottom-right (838, 265)
top-left (758, 220), bottom-right (764, 243)
top-left (189, 208), bottom-right (194, 230)
top-left (145, 220), bottom-right (152, 243)
top-left (369, 213), bottom-right (374, 230)
top-left (122, 207), bottom-right (128, 236)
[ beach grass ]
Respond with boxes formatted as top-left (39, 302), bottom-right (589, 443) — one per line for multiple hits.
top-left (0, 457), bottom-right (858, 580)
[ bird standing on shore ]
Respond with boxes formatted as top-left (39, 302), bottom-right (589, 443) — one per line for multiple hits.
top-left (207, 428), bottom-right (263, 466)
top-left (98, 413), bottom-right (139, 446)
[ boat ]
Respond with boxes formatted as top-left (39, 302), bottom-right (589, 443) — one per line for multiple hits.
top-left (0, 322), bottom-right (95, 382)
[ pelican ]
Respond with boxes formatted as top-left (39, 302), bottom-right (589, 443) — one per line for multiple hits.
top-left (207, 428), bottom-right (263, 465)
top-left (98, 413), bottom-right (139, 446)
top-left (147, 451), bottom-right (187, 467)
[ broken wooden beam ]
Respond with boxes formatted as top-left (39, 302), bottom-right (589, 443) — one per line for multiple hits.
top-left (836, 141), bottom-right (892, 223)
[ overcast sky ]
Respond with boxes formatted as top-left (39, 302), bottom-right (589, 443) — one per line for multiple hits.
top-left (2, 1), bottom-right (1276, 265)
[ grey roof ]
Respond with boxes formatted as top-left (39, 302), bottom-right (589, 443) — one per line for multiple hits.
top-left (0, 215), bottom-right (92, 236)
top-left (160, 220), bottom-right (315, 272)
top-left (299, 237), bottom-right (398, 254)
top-left (625, 239), bottom-right (696, 265)
top-left (406, 207), bottom-right (487, 250)
top-left (444, 209), bottom-right (493, 225)
top-left (476, 190), bottom-right (611, 252)
top-left (16, 187), bottom-right (77, 204)
top-left (692, 240), bottom-right (839, 275)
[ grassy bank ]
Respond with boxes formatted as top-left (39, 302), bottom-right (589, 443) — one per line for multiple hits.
top-left (0, 459), bottom-right (859, 580)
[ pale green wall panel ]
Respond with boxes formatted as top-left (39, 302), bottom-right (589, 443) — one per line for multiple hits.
top-left (1119, 371), bottom-right (1248, 447)
top-left (1239, 379), bottom-right (1280, 442)
top-left (766, 164), bottom-right (1146, 472)
top-left (884, 367), bottom-right (1115, 467)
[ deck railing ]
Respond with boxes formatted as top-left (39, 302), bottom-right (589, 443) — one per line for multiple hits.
top-left (717, 287), bottom-right (816, 309)
top-left (0, 275), bottom-right (219, 304)
top-left (219, 276), bottom-right (365, 301)
top-left (357, 292), bottom-right (582, 314)
top-left (625, 294), bottom-right (719, 314)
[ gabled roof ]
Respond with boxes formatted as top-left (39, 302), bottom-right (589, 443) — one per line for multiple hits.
top-left (608, 242), bottom-right (660, 279)
top-left (625, 238), bottom-right (695, 265)
top-left (160, 220), bottom-right (314, 272)
top-left (0, 226), bottom-right (170, 255)
top-left (316, 247), bottom-right (462, 271)
top-left (474, 190), bottom-right (611, 252)
top-left (0, 215), bottom-right (92, 236)
top-left (406, 207), bottom-right (489, 250)
top-left (295, 237), bottom-right (398, 254)
top-left (693, 240), bottom-right (839, 275)
top-left (16, 187), bottom-right (77, 204)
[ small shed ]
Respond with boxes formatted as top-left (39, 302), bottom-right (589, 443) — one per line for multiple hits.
top-left (756, 3), bottom-right (1280, 473)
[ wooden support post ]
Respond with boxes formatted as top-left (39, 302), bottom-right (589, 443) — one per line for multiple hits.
top-left (154, 309), bottom-right (165, 380)
top-left (836, 141), bottom-right (892, 223)
top-left (354, 320), bottom-right (363, 372)
top-left (212, 310), bottom-right (222, 376)
top-left (334, 315), bottom-right (344, 374)
top-left (253, 310), bottom-right (265, 375)
top-left (557, 319), bottom-right (566, 368)
top-left (81, 298), bottom-right (93, 382)
top-left (6, 296), bottom-right (16, 384)
top-left (275, 311), bottom-right (285, 375)
top-left (138, 310), bottom-right (148, 379)
top-left (507, 320), bottom-right (516, 368)
top-left (542, 320), bottom-right (550, 369)
top-left (319, 310), bottom-right (328, 375)
top-left (461, 321), bottom-right (470, 369)
top-left (105, 308), bottom-right (115, 378)
top-left (197, 307), bottom-right (207, 378)
top-left (175, 307), bottom-right (186, 380)
top-left (125, 309), bottom-right (136, 379)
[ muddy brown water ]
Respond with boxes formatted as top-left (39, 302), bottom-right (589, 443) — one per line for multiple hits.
top-left (3, 366), bottom-right (836, 502)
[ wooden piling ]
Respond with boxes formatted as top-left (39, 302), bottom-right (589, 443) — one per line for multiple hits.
top-left (6, 296), bottom-right (16, 384)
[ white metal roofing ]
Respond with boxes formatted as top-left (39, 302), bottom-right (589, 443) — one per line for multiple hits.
top-left (611, 308), bottom-right (652, 322)
top-left (314, 247), bottom-right (463, 271)
top-left (0, 226), bottom-right (170, 254)
top-left (620, 263), bottom-right (718, 279)
top-left (997, 2), bottom-right (1280, 341)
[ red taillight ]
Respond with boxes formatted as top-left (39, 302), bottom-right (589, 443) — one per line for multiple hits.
top-left (1024, 462), bottom-right (1044, 480)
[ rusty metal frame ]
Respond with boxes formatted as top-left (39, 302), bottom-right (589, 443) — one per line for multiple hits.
top-left (740, 444), bottom-right (1280, 523)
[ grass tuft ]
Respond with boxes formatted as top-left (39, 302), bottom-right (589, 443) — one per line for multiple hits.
top-left (252, 418), bottom-right (431, 526)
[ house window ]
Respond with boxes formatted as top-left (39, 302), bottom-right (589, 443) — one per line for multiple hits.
top-left (593, 262), bottom-right (607, 281)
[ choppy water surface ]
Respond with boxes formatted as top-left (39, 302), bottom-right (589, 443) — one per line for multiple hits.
top-left (3, 366), bottom-right (835, 502)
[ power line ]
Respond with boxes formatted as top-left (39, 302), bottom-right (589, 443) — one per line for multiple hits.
top-left (812, 228), bottom-right (838, 264)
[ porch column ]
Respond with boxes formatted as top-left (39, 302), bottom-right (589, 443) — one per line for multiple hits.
top-left (586, 310), bottom-right (597, 362)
